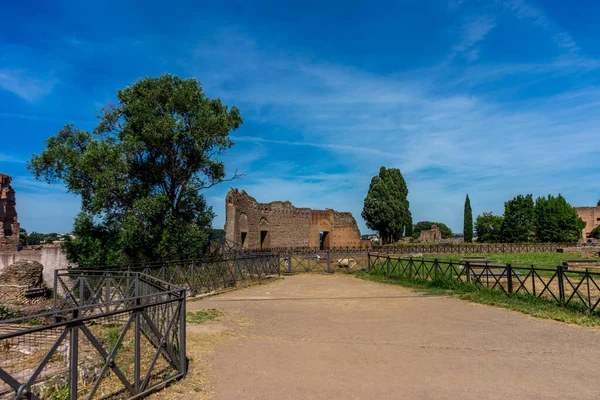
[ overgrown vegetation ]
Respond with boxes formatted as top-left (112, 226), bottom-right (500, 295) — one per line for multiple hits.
top-left (28, 74), bottom-right (242, 265)
top-left (356, 271), bottom-right (600, 327)
top-left (187, 309), bottom-right (224, 324)
top-left (0, 306), bottom-right (18, 320)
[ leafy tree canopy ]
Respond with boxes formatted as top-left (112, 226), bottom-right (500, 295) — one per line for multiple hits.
top-left (474, 212), bottom-right (504, 243)
top-left (590, 226), bottom-right (600, 240)
top-left (412, 221), bottom-right (453, 239)
top-left (500, 194), bottom-right (535, 242)
top-left (534, 194), bottom-right (585, 242)
top-left (362, 167), bottom-right (411, 244)
top-left (28, 74), bottom-right (242, 266)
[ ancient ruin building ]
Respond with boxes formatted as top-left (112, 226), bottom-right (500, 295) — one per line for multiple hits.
top-left (418, 224), bottom-right (442, 242)
top-left (575, 206), bottom-right (600, 240)
top-left (225, 189), bottom-right (368, 249)
top-left (0, 173), bottom-right (20, 250)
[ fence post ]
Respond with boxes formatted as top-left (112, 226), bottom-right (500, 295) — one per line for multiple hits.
top-left (507, 263), bottom-right (513, 294)
top-left (434, 259), bottom-right (438, 280)
top-left (180, 289), bottom-right (187, 377)
top-left (367, 253), bottom-right (371, 273)
top-left (288, 250), bottom-right (293, 274)
top-left (106, 275), bottom-right (111, 313)
top-left (53, 270), bottom-right (58, 313)
top-left (409, 257), bottom-right (413, 279)
top-left (134, 280), bottom-right (141, 393)
top-left (558, 263), bottom-right (566, 304)
top-left (69, 310), bottom-right (79, 400)
top-left (465, 261), bottom-right (471, 284)
top-left (326, 251), bottom-right (331, 274)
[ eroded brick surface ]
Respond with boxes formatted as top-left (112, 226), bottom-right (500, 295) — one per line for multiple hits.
top-left (224, 189), bottom-right (368, 249)
top-left (0, 173), bottom-right (19, 251)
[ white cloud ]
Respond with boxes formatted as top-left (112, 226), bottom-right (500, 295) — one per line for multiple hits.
top-left (504, 0), bottom-right (580, 56)
top-left (0, 69), bottom-right (57, 102)
top-left (450, 16), bottom-right (496, 61)
top-left (193, 27), bottom-right (600, 233)
top-left (0, 153), bottom-right (25, 163)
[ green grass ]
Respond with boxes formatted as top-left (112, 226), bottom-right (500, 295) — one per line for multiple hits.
top-left (356, 270), bottom-right (600, 327)
top-left (427, 252), bottom-right (598, 267)
top-left (186, 309), bottom-right (224, 324)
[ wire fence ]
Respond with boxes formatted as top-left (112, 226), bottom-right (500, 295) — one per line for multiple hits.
top-left (367, 253), bottom-right (600, 313)
top-left (81, 253), bottom-right (281, 298)
top-left (0, 270), bottom-right (186, 399)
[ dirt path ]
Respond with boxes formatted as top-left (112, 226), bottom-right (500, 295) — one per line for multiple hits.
top-left (170, 274), bottom-right (600, 399)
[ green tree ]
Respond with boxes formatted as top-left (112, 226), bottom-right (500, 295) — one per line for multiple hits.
top-left (500, 194), bottom-right (535, 242)
top-left (362, 167), bottom-right (411, 244)
top-left (590, 226), bottom-right (600, 239)
top-left (463, 194), bottom-right (473, 243)
top-left (412, 221), bottom-right (453, 239)
top-left (405, 214), bottom-right (413, 238)
top-left (534, 194), bottom-right (585, 242)
top-left (474, 212), bottom-right (504, 243)
top-left (28, 74), bottom-right (242, 266)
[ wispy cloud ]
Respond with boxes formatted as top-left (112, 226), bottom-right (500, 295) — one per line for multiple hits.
top-left (0, 153), bottom-right (25, 163)
top-left (450, 16), bottom-right (496, 61)
top-left (504, 0), bottom-right (580, 56)
top-left (0, 69), bottom-right (57, 102)
top-left (192, 26), bottom-right (600, 232)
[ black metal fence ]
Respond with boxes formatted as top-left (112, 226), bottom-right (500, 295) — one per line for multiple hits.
top-left (87, 253), bottom-right (280, 298)
top-left (0, 270), bottom-right (186, 399)
top-left (279, 250), bottom-right (369, 274)
top-left (371, 242), bottom-right (569, 254)
top-left (367, 254), bottom-right (600, 313)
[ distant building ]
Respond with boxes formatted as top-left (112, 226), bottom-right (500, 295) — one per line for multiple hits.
top-left (575, 206), bottom-right (600, 240)
top-left (225, 189), bottom-right (371, 250)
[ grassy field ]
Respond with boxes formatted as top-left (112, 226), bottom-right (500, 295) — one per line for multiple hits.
top-left (356, 269), bottom-right (600, 327)
top-left (421, 252), bottom-right (598, 267)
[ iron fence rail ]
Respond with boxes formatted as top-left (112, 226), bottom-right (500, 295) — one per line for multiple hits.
top-left (367, 254), bottom-right (600, 313)
top-left (71, 254), bottom-right (280, 298)
top-left (371, 243), bottom-right (570, 254)
top-left (256, 243), bottom-right (571, 255)
top-left (0, 271), bottom-right (186, 400)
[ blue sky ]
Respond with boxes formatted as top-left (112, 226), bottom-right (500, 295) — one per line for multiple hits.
top-left (1, 0), bottom-right (599, 234)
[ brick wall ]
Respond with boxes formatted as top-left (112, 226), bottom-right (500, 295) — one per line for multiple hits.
top-left (575, 206), bottom-right (600, 240)
top-left (225, 189), bottom-right (365, 249)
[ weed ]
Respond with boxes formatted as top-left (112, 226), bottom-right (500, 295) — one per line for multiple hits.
top-left (187, 309), bottom-right (224, 324)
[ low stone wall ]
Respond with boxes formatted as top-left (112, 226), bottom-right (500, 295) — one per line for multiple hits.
top-left (0, 246), bottom-right (69, 287)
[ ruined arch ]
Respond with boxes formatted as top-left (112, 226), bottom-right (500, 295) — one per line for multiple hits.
top-left (258, 217), bottom-right (270, 249)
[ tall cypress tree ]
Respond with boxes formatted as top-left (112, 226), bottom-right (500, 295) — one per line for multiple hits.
top-left (464, 194), bottom-right (473, 243)
top-left (362, 167), bottom-right (410, 244)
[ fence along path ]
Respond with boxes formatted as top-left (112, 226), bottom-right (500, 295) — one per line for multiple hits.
top-left (367, 253), bottom-right (600, 313)
top-left (0, 252), bottom-right (283, 400)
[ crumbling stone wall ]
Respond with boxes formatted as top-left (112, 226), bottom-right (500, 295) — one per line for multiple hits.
top-left (418, 224), bottom-right (442, 242)
top-left (0, 173), bottom-right (20, 250)
top-left (575, 206), bottom-right (600, 240)
top-left (225, 189), bottom-right (368, 249)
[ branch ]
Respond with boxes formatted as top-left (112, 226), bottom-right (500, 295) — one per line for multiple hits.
top-left (198, 169), bottom-right (244, 190)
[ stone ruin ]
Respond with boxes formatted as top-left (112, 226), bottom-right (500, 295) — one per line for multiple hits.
top-left (0, 173), bottom-right (20, 251)
top-left (418, 224), bottom-right (442, 242)
top-left (225, 189), bottom-right (370, 250)
top-left (0, 260), bottom-right (47, 305)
